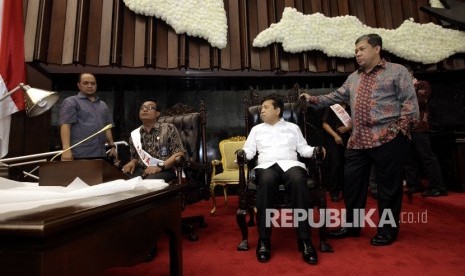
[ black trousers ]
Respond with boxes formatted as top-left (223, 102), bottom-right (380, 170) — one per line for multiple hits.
top-left (325, 139), bottom-right (346, 197)
top-left (405, 131), bottom-right (446, 192)
top-left (255, 163), bottom-right (311, 240)
top-left (344, 133), bottom-right (408, 236)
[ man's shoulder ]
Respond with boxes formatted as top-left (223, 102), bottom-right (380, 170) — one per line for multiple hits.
top-left (158, 122), bottom-right (180, 133)
top-left (385, 62), bottom-right (408, 72)
top-left (281, 120), bottom-right (299, 128)
top-left (62, 94), bottom-right (80, 102)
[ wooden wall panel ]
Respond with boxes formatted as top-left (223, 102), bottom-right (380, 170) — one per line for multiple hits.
top-left (23, 0), bottom-right (465, 73)
top-left (34, 0), bottom-right (53, 62)
top-left (178, 34), bottom-right (187, 68)
top-left (362, 0), bottom-right (377, 27)
top-left (74, 0), bottom-right (89, 64)
top-left (24, 0), bottom-right (40, 62)
top-left (199, 43), bottom-right (211, 69)
top-left (337, 0), bottom-right (350, 15)
top-left (248, 0), bottom-right (260, 70)
top-left (166, 29), bottom-right (179, 69)
top-left (188, 38), bottom-right (201, 69)
top-left (239, 0), bottom-right (249, 69)
top-left (121, 6), bottom-right (135, 67)
top-left (389, 0), bottom-right (406, 28)
top-left (222, 0), bottom-right (242, 70)
top-left (47, 0), bottom-right (67, 64)
top-left (275, 0), bottom-right (289, 72)
top-left (133, 15), bottom-right (146, 67)
top-left (99, 0), bottom-right (113, 66)
top-left (62, 0), bottom-right (78, 64)
top-left (85, 0), bottom-right (103, 66)
top-left (155, 21), bottom-right (168, 69)
top-left (267, 0), bottom-right (280, 70)
top-left (248, 0), bottom-right (272, 71)
top-left (111, 0), bottom-right (124, 65)
top-left (145, 19), bottom-right (155, 67)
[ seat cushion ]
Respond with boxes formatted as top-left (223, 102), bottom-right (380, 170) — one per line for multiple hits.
top-left (211, 170), bottom-right (241, 183)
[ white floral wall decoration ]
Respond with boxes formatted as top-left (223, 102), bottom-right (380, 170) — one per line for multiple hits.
top-left (253, 7), bottom-right (465, 64)
top-left (123, 0), bottom-right (228, 49)
top-left (429, 0), bottom-right (444, 8)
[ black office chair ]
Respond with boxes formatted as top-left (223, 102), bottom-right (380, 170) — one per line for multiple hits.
top-left (235, 86), bottom-right (333, 253)
top-left (158, 102), bottom-right (210, 241)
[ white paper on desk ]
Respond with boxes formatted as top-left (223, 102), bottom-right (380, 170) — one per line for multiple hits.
top-left (136, 179), bottom-right (169, 190)
top-left (0, 177), bottom-right (39, 189)
top-left (0, 176), bottom-right (168, 215)
top-left (330, 104), bottom-right (352, 127)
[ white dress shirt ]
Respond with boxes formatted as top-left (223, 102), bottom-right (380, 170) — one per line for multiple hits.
top-left (243, 118), bottom-right (314, 172)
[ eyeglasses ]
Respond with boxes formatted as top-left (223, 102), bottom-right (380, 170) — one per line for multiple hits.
top-left (140, 105), bottom-right (158, 111)
top-left (80, 81), bottom-right (96, 86)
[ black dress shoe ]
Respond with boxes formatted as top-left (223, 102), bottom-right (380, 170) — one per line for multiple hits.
top-left (422, 189), bottom-right (448, 197)
top-left (298, 240), bottom-right (318, 265)
top-left (370, 233), bottom-right (396, 246)
top-left (328, 227), bottom-right (360, 239)
top-left (256, 239), bottom-right (271, 263)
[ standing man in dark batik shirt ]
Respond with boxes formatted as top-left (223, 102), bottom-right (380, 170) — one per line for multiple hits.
top-left (301, 34), bottom-right (419, 246)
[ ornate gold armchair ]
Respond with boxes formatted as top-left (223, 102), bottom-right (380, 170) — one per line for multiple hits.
top-left (209, 136), bottom-right (246, 215)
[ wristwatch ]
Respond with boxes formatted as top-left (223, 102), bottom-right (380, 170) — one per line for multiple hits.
top-left (157, 161), bottom-right (165, 170)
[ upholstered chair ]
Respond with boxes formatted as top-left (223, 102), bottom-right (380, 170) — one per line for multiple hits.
top-left (209, 136), bottom-right (246, 214)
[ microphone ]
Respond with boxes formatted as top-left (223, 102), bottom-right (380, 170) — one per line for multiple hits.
top-left (51, 124), bottom-right (114, 161)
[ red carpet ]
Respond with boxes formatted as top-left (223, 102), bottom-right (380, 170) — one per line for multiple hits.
top-left (104, 192), bottom-right (465, 275)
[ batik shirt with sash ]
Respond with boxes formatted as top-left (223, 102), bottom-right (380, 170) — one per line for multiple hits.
top-left (129, 122), bottom-right (185, 169)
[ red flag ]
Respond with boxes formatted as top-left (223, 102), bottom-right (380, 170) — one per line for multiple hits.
top-left (0, 0), bottom-right (26, 158)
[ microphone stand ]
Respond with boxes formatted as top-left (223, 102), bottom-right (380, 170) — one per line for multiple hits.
top-left (50, 124), bottom-right (114, 161)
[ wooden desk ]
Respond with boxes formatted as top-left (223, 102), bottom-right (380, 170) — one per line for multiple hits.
top-left (0, 184), bottom-right (183, 276)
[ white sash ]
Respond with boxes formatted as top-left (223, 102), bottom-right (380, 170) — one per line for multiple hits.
top-left (330, 104), bottom-right (352, 127)
top-left (131, 127), bottom-right (162, 167)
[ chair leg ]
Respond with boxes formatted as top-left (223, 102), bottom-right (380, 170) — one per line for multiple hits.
top-left (210, 183), bottom-right (217, 215)
top-left (317, 185), bottom-right (333, 252)
top-left (182, 215), bottom-right (207, 242)
top-left (236, 209), bottom-right (249, 251)
top-left (223, 186), bottom-right (228, 210)
top-left (317, 206), bottom-right (333, 252)
top-left (247, 207), bottom-right (255, 227)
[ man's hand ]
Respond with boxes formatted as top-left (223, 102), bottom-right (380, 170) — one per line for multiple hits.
top-left (143, 166), bottom-right (162, 175)
top-left (108, 147), bottom-right (117, 158)
top-left (122, 160), bottom-right (136, 174)
top-left (334, 135), bottom-right (343, 145)
top-left (61, 150), bottom-right (73, 161)
top-left (337, 126), bottom-right (351, 134)
top-left (313, 146), bottom-right (326, 160)
top-left (299, 92), bottom-right (318, 104)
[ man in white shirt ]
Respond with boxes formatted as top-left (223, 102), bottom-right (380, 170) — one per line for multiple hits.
top-left (243, 94), bottom-right (319, 265)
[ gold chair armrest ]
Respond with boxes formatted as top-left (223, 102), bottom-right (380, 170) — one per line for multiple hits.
top-left (211, 159), bottom-right (221, 176)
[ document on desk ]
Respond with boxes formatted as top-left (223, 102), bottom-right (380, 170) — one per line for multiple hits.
top-left (0, 177), bottom-right (169, 214)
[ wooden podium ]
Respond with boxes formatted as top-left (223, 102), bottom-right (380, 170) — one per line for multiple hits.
top-left (39, 159), bottom-right (128, 186)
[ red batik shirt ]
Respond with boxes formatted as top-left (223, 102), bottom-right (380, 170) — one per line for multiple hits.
top-left (313, 60), bottom-right (419, 149)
